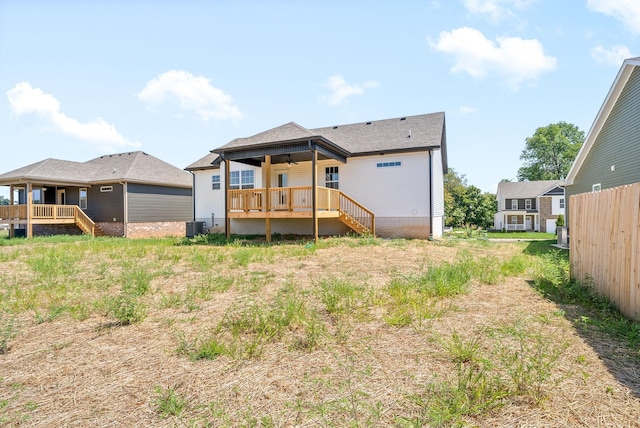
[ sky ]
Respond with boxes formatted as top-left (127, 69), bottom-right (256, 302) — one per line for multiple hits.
top-left (1, 0), bottom-right (639, 200)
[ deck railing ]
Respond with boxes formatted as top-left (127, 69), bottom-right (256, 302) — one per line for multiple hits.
top-left (229, 186), bottom-right (341, 212)
top-left (339, 192), bottom-right (375, 234)
top-left (505, 224), bottom-right (527, 231)
top-left (0, 204), bottom-right (27, 220)
top-left (0, 204), bottom-right (96, 236)
top-left (31, 204), bottom-right (76, 219)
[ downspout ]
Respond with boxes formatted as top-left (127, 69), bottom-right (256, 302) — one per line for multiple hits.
top-left (191, 172), bottom-right (196, 221)
top-left (428, 150), bottom-right (434, 241)
top-left (120, 181), bottom-right (127, 237)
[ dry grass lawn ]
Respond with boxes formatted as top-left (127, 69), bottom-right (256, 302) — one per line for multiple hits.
top-left (0, 236), bottom-right (638, 427)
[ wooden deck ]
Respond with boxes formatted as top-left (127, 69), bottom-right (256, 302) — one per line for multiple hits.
top-left (227, 186), bottom-right (375, 235)
top-left (0, 204), bottom-right (98, 237)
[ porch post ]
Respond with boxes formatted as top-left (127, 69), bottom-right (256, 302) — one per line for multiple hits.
top-left (264, 155), bottom-right (271, 243)
top-left (9, 184), bottom-right (14, 238)
top-left (312, 148), bottom-right (318, 243)
top-left (26, 182), bottom-right (32, 239)
top-left (224, 158), bottom-right (231, 240)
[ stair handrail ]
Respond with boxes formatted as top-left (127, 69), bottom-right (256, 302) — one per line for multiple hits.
top-left (74, 206), bottom-right (96, 236)
top-left (339, 192), bottom-right (375, 235)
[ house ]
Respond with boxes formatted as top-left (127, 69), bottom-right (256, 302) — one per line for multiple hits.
top-left (493, 180), bottom-right (565, 232)
top-left (565, 57), bottom-right (640, 206)
top-left (0, 151), bottom-right (193, 238)
top-left (186, 112), bottom-right (448, 241)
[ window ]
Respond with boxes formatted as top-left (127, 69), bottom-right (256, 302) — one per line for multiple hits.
top-left (212, 175), bottom-right (220, 190)
top-left (325, 166), bottom-right (339, 189)
top-left (525, 199), bottom-right (532, 210)
top-left (511, 199), bottom-right (518, 209)
top-left (79, 188), bottom-right (87, 210)
top-left (559, 198), bottom-right (565, 209)
top-left (100, 186), bottom-right (113, 192)
top-left (376, 161), bottom-right (401, 168)
top-left (592, 183), bottom-right (601, 192)
top-left (511, 216), bottom-right (518, 224)
top-left (230, 170), bottom-right (254, 190)
top-left (32, 189), bottom-right (42, 204)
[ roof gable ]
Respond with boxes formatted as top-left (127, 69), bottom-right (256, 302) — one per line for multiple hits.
top-left (216, 122), bottom-right (319, 152)
top-left (497, 180), bottom-right (564, 199)
top-left (566, 57), bottom-right (640, 184)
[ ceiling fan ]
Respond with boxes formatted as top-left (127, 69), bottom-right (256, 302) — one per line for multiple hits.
top-left (286, 154), bottom-right (298, 166)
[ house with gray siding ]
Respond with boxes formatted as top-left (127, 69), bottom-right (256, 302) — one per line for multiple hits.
top-left (186, 112), bottom-right (448, 241)
top-left (493, 180), bottom-right (565, 233)
top-left (565, 57), bottom-right (640, 215)
top-left (0, 151), bottom-right (193, 238)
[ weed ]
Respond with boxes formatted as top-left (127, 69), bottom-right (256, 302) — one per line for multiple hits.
top-left (106, 293), bottom-right (146, 325)
top-left (0, 313), bottom-right (18, 354)
top-left (154, 386), bottom-right (186, 418)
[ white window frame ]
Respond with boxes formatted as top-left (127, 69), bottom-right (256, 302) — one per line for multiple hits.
top-left (376, 161), bottom-right (402, 168)
top-left (325, 166), bottom-right (339, 189)
top-left (100, 186), bottom-right (113, 192)
top-left (592, 183), bottom-right (601, 192)
top-left (511, 216), bottom-right (518, 224)
top-left (32, 188), bottom-right (43, 204)
top-left (559, 198), bottom-right (565, 209)
top-left (230, 170), bottom-right (254, 190)
top-left (511, 199), bottom-right (518, 210)
top-left (212, 175), bottom-right (220, 190)
top-left (525, 199), bottom-right (532, 210)
top-left (79, 188), bottom-right (87, 210)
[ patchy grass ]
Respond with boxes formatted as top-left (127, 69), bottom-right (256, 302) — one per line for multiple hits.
top-left (0, 235), bottom-right (638, 426)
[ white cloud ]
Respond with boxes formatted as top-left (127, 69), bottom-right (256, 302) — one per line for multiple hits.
top-left (138, 70), bottom-right (243, 122)
top-left (321, 75), bottom-right (379, 106)
top-left (588, 0), bottom-right (640, 36)
top-left (463, 0), bottom-right (535, 23)
top-left (430, 27), bottom-right (557, 90)
top-left (6, 82), bottom-right (141, 151)
top-left (591, 45), bottom-right (632, 65)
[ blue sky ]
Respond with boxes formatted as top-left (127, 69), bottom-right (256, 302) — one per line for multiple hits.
top-left (1, 0), bottom-right (638, 199)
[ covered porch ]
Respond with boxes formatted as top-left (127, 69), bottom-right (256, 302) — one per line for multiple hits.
top-left (214, 124), bottom-right (375, 242)
top-left (0, 182), bottom-right (98, 238)
top-left (502, 211), bottom-right (539, 231)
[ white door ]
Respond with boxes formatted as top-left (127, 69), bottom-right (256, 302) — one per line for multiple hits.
top-left (525, 217), bottom-right (532, 230)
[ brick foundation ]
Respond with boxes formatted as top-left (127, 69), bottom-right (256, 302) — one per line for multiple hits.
top-left (33, 224), bottom-right (83, 236)
top-left (96, 222), bottom-right (125, 237)
top-left (126, 222), bottom-right (186, 238)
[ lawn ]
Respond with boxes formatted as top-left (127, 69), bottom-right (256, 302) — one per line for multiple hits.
top-left (0, 235), bottom-right (638, 427)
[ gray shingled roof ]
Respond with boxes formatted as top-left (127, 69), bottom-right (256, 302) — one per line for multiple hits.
top-left (185, 152), bottom-right (220, 171)
top-left (0, 151), bottom-right (192, 188)
top-left (212, 113), bottom-right (446, 155)
top-left (497, 180), bottom-right (564, 199)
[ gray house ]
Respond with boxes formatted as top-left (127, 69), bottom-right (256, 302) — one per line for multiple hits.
top-left (565, 57), bottom-right (640, 211)
top-left (0, 151), bottom-right (193, 238)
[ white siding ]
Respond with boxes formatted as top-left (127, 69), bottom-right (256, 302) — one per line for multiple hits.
top-left (340, 152), bottom-right (430, 217)
top-left (192, 161), bottom-right (261, 230)
top-left (551, 195), bottom-right (565, 216)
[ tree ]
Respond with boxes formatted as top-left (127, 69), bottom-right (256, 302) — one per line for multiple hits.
top-left (517, 122), bottom-right (584, 181)
top-left (444, 169), bottom-right (496, 228)
top-left (0, 195), bottom-right (8, 206)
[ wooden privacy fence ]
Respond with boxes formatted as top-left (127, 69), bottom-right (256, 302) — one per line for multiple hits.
top-left (569, 182), bottom-right (640, 320)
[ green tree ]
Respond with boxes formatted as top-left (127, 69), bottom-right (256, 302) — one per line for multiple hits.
top-left (517, 122), bottom-right (584, 181)
top-left (0, 195), bottom-right (9, 206)
top-left (444, 169), bottom-right (496, 228)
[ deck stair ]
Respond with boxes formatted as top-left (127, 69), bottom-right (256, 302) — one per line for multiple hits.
top-left (338, 192), bottom-right (375, 236)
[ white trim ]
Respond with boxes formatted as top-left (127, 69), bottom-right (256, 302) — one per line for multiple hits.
top-left (592, 183), bottom-right (601, 192)
top-left (100, 186), bottom-right (113, 192)
top-left (566, 58), bottom-right (640, 184)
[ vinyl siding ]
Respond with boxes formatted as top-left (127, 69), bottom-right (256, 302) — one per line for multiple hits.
top-left (127, 183), bottom-right (192, 222)
top-left (84, 183), bottom-right (124, 222)
top-left (567, 67), bottom-right (640, 201)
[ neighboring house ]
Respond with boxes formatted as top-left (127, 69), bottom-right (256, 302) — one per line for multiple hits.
top-left (186, 112), bottom-right (448, 241)
top-left (0, 151), bottom-right (193, 238)
top-left (493, 180), bottom-right (565, 233)
top-left (565, 57), bottom-right (640, 209)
